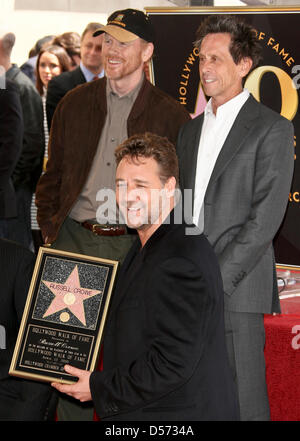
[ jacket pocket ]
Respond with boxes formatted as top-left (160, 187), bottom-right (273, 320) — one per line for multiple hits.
top-left (142, 404), bottom-right (196, 413)
top-left (118, 296), bottom-right (139, 311)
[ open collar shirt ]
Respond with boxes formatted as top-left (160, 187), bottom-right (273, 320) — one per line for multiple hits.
top-left (80, 61), bottom-right (104, 82)
top-left (69, 76), bottom-right (143, 223)
top-left (193, 89), bottom-right (250, 228)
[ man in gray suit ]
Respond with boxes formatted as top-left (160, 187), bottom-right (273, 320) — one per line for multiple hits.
top-left (176, 15), bottom-right (294, 421)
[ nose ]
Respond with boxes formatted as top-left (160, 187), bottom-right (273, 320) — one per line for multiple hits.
top-left (125, 184), bottom-right (142, 203)
top-left (199, 58), bottom-right (210, 72)
top-left (117, 184), bottom-right (136, 208)
top-left (89, 45), bottom-right (97, 55)
top-left (106, 39), bottom-right (121, 55)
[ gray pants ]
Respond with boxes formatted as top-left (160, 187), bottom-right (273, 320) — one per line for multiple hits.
top-left (51, 216), bottom-right (136, 421)
top-left (224, 310), bottom-right (270, 421)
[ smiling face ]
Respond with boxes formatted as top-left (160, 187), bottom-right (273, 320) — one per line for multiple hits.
top-left (102, 33), bottom-right (153, 95)
top-left (199, 32), bottom-right (252, 112)
top-left (80, 30), bottom-right (103, 74)
top-left (116, 156), bottom-right (175, 245)
top-left (38, 51), bottom-right (62, 88)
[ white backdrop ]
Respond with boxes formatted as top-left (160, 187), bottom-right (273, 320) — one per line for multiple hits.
top-left (2, 0), bottom-right (245, 66)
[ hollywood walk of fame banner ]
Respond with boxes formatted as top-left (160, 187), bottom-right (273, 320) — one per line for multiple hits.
top-left (9, 247), bottom-right (118, 384)
top-left (146, 6), bottom-right (300, 266)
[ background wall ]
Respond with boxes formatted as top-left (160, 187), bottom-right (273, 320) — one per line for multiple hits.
top-left (148, 8), bottom-right (300, 265)
top-left (2, 0), bottom-right (245, 66)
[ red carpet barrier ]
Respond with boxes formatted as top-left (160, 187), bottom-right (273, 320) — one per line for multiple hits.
top-left (264, 298), bottom-right (300, 421)
top-left (93, 315), bottom-right (300, 421)
top-left (84, 306), bottom-right (300, 422)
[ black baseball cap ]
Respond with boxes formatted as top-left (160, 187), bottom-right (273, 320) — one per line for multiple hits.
top-left (93, 9), bottom-right (154, 43)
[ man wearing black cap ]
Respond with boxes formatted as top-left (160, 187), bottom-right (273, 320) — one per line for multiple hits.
top-left (35, 9), bottom-right (190, 421)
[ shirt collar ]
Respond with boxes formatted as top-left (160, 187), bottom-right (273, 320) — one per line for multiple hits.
top-left (205, 89), bottom-right (250, 118)
top-left (106, 74), bottom-right (144, 101)
top-left (80, 61), bottom-right (104, 82)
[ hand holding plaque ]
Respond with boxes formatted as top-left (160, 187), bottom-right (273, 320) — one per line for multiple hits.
top-left (51, 364), bottom-right (92, 402)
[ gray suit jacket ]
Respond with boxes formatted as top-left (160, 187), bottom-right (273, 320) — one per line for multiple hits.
top-left (176, 94), bottom-right (294, 314)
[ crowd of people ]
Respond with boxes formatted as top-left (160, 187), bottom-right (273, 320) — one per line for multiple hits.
top-left (0, 22), bottom-right (106, 253)
top-left (0, 9), bottom-right (294, 423)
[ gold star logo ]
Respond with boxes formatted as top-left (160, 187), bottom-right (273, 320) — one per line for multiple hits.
top-left (42, 265), bottom-right (101, 326)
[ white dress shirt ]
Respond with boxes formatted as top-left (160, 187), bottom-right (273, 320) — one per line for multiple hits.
top-left (80, 61), bottom-right (104, 82)
top-left (193, 89), bottom-right (250, 228)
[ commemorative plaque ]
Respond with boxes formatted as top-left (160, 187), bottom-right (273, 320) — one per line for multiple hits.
top-left (9, 247), bottom-right (118, 384)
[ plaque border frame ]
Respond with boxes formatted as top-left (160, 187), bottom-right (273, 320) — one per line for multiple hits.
top-left (9, 247), bottom-right (118, 384)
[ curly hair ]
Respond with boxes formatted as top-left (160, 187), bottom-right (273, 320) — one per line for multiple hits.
top-left (115, 132), bottom-right (179, 185)
top-left (194, 15), bottom-right (263, 72)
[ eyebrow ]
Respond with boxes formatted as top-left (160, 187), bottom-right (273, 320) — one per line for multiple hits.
top-left (134, 178), bottom-right (149, 184)
top-left (115, 178), bottom-right (149, 185)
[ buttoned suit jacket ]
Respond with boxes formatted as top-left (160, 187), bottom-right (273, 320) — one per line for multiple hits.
top-left (0, 80), bottom-right (23, 218)
top-left (90, 217), bottom-right (239, 421)
top-left (6, 65), bottom-right (44, 192)
top-left (176, 95), bottom-right (294, 313)
top-left (46, 66), bottom-right (86, 129)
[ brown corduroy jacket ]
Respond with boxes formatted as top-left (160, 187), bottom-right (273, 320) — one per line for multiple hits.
top-left (35, 76), bottom-right (190, 242)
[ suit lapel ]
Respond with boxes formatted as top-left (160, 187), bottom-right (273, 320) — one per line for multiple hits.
top-left (208, 95), bottom-right (260, 185)
top-left (76, 66), bottom-right (87, 85)
top-left (183, 116), bottom-right (203, 192)
top-left (107, 239), bottom-right (141, 318)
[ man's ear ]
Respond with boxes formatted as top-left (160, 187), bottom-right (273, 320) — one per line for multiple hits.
top-left (239, 57), bottom-right (253, 79)
top-left (165, 176), bottom-right (177, 197)
top-left (142, 42), bottom-right (154, 63)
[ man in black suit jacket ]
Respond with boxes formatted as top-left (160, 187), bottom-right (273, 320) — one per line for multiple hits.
top-left (1, 30), bottom-right (44, 250)
top-left (0, 79), bottom-right (23, 222)
top-left (46, 22), bottom-right (104, 128)
top-left (52, 132), bottom-right (239, 421)
top-left (0, 238), bottom-right (52, 420)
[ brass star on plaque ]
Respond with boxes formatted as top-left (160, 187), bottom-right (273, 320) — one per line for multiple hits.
top-left (42, 265), bottom-right (102, 326)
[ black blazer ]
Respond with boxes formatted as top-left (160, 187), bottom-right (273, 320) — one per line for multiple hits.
top-left (46, 66), bottom-right (86, 129)
top-left (90, 215), bottom-right (239, 421)
top-left (0, 80), bottom-right (23, 218)
top-left (0, 239), bottom-right (52, 420)
top-left (6, 65), bottom-right (44, 192)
